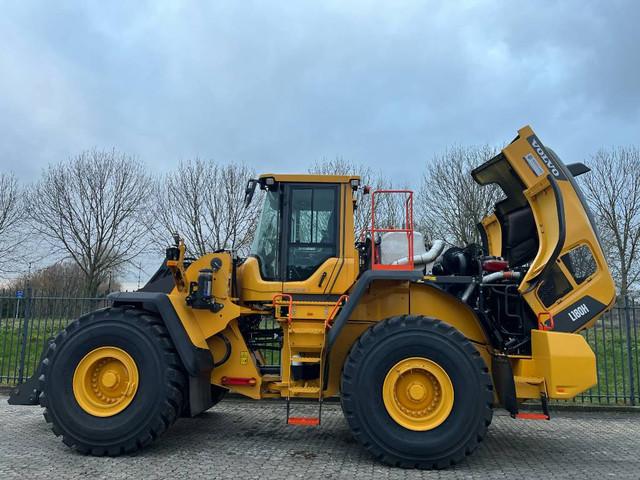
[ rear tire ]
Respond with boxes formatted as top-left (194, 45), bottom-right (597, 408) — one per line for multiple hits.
top-left (340, 315), bottom-right (493, 469)
top-left (39, 307), bottom-right (187, 456)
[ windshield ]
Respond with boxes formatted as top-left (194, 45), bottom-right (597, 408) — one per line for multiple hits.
top-left (250, 190), bottom-right (280, 280)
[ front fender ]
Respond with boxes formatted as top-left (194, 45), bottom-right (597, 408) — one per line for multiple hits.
top-left (109, 292), bottom-right (213, 377)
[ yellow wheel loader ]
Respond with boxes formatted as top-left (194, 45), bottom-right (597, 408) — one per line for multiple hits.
top-left (10, 126), bottom-right (616, 468)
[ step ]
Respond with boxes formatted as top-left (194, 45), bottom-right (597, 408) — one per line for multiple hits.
top-left (259, 365), bottom-right (280, 375)
top-left (287, 417), bottom-right (320, 426)
top-left (290, 327), bottom-right (325, 335)
top-left (514, 413), bottom-right (550, 421)
top-left (291, 356), bottom-right (321, 364)
top-left (289, 342), bottom-right (324, 350)
top-left (288, 386), bottom-right (321, 395)
top-left (261, 374), bottom-right (281, 382)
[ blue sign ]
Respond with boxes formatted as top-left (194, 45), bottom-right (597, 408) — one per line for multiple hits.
top-left (16, 290), bottom-right (24, 299)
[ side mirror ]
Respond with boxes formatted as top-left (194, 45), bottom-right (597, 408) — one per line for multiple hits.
top-left (172, 232), bottom-right (181, 247)
top-left (244, 179), bottom-right (258, 208)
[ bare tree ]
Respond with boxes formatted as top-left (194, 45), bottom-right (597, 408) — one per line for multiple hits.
top-left (0, 172), bottom-right (22, 273)
top-left (417, 145), bottom-right (502, 246)
top-left (580, 146), bottom-right (640, 297)
top-left (7, 260), bottom-right (120, 297)
top-left (26, 150), bottom-right (154, 296)
top-left (154, 159), bottom-right (260, 256)
top-left (309, 157), bottom-right (407, 240)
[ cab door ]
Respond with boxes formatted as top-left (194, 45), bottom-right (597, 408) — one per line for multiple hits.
top-left (281, 183), bottom-right (341, 296)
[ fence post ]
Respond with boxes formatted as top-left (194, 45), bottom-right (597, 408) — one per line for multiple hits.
top-left (17, 287), bottom-right (32, 384)
top-left (624, 295), bottom-right (635, 406)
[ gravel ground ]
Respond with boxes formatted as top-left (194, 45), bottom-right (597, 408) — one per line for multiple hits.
top-left (1, 396), bottom-right (639, 479)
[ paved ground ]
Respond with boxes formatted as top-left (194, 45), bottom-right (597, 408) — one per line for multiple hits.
top-left (0, 396), bottom-right (639, 479)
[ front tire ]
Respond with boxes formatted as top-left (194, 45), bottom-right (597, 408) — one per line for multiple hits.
top-left (340, 315), bottom-right (493, 469)
top-left (39, 307), bottom-right (187, 456)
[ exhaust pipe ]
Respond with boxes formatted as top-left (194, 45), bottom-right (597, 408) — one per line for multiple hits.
top-left (392, 240), bottom-right (446, 266)
top-left (461, 270), bottom-right (522, 303)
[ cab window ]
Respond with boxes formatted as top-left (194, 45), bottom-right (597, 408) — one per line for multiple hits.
top-left (286, 185), bottom-right (338, 281)
top-left (250, 190), bottom-right (280, 280)
top-left (562, 244), bottom-right (597, 285)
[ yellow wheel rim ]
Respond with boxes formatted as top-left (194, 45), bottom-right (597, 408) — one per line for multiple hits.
top-left (382, 357), bottom-right (454, 431)
top-left (72, 347), bottom-right (139, 417)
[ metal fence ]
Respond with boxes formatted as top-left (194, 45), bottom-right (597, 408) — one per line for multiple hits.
top-left (576, 296), bottom-right (639, 405)
top-left (1, 290), bottom-right (638, 405)
top-left (0, 289), bottom-right (110, 386)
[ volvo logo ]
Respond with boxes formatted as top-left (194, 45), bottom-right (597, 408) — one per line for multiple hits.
top-left (529, 137), bottom-right (560, 177)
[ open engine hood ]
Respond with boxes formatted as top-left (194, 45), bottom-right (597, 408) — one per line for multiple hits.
top-left (472, 126), bottom-right (615, 333)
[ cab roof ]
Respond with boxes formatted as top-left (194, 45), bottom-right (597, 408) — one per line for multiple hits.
top-left (259, 173), bottom-right (360, 184)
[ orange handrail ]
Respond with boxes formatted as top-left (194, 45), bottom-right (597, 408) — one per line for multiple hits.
top-left (325, 295), bottom-right (349, 329)
top-left (272, 293), bottom-right (294, 324)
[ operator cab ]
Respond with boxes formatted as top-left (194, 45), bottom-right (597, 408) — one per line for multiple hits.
top-left (238, 174), bottom-right (361, 302)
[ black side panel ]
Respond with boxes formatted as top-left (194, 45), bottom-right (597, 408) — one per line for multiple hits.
top-left (491, 355), bottom-right (518, 415)
top-left (108, 292), bottom-right (213, 377)
top-left (291, 293), bottom-right (342, 302)
top-left (7, 374), bottom-right (40, 405)
top-left (188, 375), bottom-right (213, 417)
top-left (552, 295), bottom-right (607, 332)
top-left (139, 263), bottom-right (175, 293)
top-left (8, 338), bottom-right (52, 405)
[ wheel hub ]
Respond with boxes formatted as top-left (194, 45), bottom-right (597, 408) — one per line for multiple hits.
top-left (407, 382), bottom-right (427, 402)
top-left (382, 357), bottom-right (454, 431)
top-left (73, 346), bottom-right (139, 417)
top-left (100, 370), bottom-right (118, 388)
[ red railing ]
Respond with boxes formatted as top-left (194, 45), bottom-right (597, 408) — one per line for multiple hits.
top-left (370, 190), bottom-right (414, 271)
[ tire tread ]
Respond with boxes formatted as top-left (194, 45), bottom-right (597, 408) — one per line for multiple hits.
top-left (39, 307), bottom-right (187, 456)
top-left (340, 315), bottom-right (493, 470)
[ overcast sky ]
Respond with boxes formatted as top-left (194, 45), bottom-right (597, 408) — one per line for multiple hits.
top-left (1, 0), bottom-right (638, 189)
top-left (2, 1), bottom-right (639, 286)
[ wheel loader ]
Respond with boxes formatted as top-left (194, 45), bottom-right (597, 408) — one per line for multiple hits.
top-left (9, 125), bottom-right (616, 469)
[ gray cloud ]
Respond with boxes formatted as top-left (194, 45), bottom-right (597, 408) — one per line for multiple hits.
top-left (0, 0), bottom-right (638, 187)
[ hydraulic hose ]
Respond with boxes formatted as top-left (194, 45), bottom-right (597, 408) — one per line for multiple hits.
top-left (213, 333), bottom-right (232, 368)
top-left (481, 270), bottom-right (522, 284)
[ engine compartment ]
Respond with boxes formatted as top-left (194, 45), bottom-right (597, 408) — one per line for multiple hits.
top-left (362, 231), bottom-right (538, 355)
